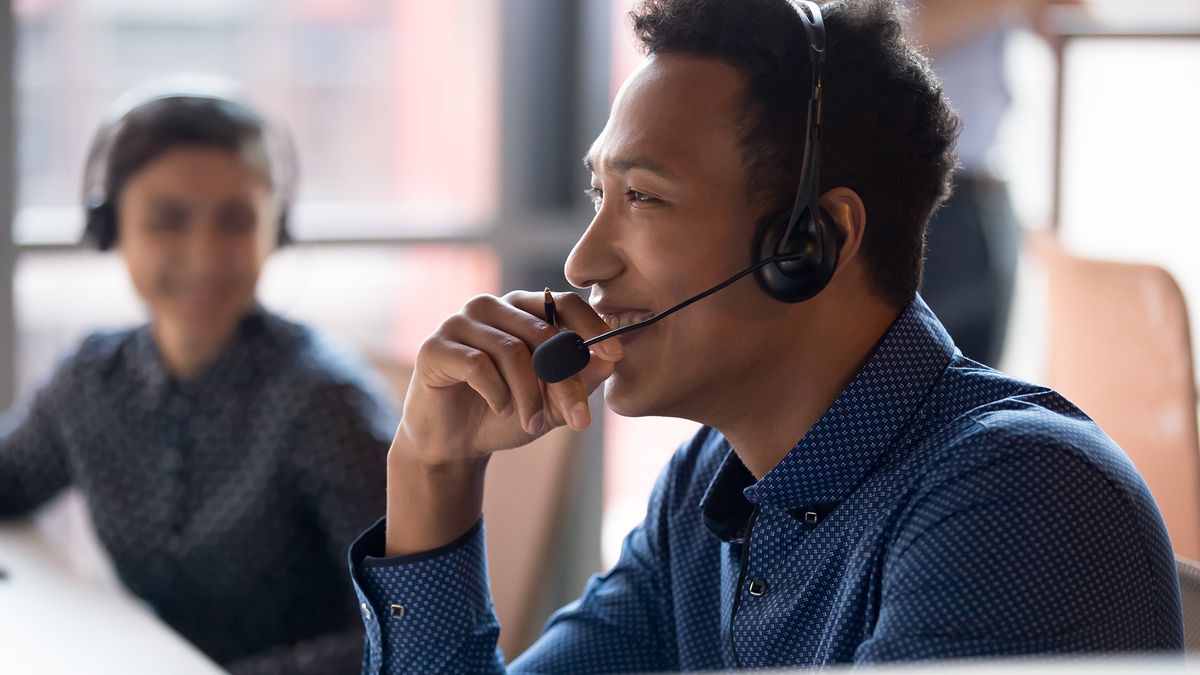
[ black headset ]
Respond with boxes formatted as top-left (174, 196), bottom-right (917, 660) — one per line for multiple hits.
top-left (752, 0), bottom-right (839, 303)
top-left (82, 92), bottom-right (297, 251)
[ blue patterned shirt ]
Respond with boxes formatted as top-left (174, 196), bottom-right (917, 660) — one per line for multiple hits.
top-left (0, 306), bottom-right (397, 675)
top-left (348, 297), bottom-right (1183, 673)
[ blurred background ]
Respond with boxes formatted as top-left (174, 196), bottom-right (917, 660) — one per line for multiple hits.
top-left (1, 0), bottom-right (1199, 662)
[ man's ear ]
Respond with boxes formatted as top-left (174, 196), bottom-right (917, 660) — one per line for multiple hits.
top-left (820, 187), bottom-right (867, 277)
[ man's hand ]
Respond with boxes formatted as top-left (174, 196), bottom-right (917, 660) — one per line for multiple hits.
top-left (384, 291), bottom-right (623, 556)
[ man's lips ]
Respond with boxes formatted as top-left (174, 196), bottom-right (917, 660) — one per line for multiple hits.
top-left (598, 309), bottom-right (657, 332)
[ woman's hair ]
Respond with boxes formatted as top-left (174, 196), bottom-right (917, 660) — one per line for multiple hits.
top-left (83, 94), bottom-right (295, 250)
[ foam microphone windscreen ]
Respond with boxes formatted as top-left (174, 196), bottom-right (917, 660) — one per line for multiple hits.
top-left (532, 331), bottom-right (591, 383)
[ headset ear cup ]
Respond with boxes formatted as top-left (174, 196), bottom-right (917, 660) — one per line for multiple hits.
top-left (85, 201), bottom-right (117, 251)
top-left (752, 206), bottom-right (839, 303)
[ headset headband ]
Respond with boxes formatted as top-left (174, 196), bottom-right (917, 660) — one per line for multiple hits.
top-left (779, 0), bottom-right (826, 253)
top-left (81, 77), bottom-right (298, 217)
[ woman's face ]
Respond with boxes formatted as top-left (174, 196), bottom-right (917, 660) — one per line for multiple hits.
top-left (116, 145), bottom-right (279, 343)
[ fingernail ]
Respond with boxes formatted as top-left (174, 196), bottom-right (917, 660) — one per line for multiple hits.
top-left (527, 411), bottom-right (545, 434)
top-left (569, 401), bottom-right (589, 429)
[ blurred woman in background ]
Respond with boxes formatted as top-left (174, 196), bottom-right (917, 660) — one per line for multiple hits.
top-left (0, 90), bottom-right (395, 675)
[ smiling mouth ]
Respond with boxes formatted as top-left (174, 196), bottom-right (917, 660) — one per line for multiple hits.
top-left (599, 311), bottom-right (656, 331)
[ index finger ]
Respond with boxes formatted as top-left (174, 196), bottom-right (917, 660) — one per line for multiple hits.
top-left (507, 290), bottom-right (623, 362)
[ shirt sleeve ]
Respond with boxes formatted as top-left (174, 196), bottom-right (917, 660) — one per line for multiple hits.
top-left (350, 517), bottom-right (505, 674)
top-left (854, 426), bottom-right (1185, 663)
top-left (509, 519), bottom-right (673, 672)
top-left (0, 359), bottom-right (73, 517)
top-left (349, 446), bottom-right (680, 675)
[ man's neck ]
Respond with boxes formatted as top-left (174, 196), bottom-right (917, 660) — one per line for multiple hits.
top-left (711, 298), bottom-right (902, 479)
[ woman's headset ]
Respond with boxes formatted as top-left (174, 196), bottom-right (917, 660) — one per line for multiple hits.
top-left (81, 81), bottom-right (298, 251)
top-left (752, 0), bottom-right (839, 303)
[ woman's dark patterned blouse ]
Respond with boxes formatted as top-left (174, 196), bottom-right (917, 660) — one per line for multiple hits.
top-left (0, 306), bottom-right (397, 675)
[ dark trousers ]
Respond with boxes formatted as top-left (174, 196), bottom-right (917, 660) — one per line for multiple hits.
top-left (920, 174), bottom-right (1019, 367)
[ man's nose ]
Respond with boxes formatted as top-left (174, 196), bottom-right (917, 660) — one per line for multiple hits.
top-left (564, 209), bottom-right (625, 290)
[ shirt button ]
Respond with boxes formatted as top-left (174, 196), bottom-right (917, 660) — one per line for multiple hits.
top-left (788, 507), bottom-right (823, 527)
top-left (360, 602), bottom-right (372, 621)
top-left (390, 603), bottom-right (406, 620)
top-left (748, 578), bottom-right (768, 597)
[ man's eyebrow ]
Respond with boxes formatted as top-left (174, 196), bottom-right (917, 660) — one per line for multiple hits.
top-left (582, 154), bottom-right (676, 181)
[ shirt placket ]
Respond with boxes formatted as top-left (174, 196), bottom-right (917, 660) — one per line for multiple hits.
top-left (162, 388), bottom-right (191, 557)
top-left (730, 508), bottom-right (781, 668)
top-left (731, 505), bottom-right (830, 668)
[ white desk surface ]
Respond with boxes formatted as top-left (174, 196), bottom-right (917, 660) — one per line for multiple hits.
top-left (6, 518), bottom-right (1198, 675)
top-left (841, 659), bottom-right (1200, 674)
top-left (0, 520), bottom-right (225, 675)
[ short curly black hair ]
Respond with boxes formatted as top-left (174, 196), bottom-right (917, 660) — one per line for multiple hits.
top-left (630, 0), bottom-right (959, 307)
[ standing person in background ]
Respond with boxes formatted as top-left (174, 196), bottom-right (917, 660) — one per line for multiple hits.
top-left (0, 90), bottom-right (396, 675)
top-left (909, 0), bottom-right (1080, 367)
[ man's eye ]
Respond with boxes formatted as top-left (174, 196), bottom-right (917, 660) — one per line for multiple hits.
top-left (584, 186), bottom-right (656, 211)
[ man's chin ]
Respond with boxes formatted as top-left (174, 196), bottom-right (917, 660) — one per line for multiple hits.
top-left (603, 376), bottom-right (643, 418)
top-left (604, 362), bottom-right (709, 423)
top-left (603, 374), bottom-right (670, 419)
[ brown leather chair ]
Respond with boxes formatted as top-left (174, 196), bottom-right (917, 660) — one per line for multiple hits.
top-left (1034, 235), bottom-right (1200, 560)
top-left (1177, 556), bottom-right (1200, 650)
top-left (367, 354), bottom-right (580, 659)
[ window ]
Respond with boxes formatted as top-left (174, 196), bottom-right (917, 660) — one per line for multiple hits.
top-left (10, 0), bottom-right (502, 400)
top-left (13, 0), bottom-right (500, 244)
top-left (1057, 35), bottom-right (1200, 366)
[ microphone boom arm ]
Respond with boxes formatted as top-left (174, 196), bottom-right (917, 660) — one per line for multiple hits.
top-left (582, 251), bottom-right (805, 347)
top-left (532, 251), bottom-right (808, 383)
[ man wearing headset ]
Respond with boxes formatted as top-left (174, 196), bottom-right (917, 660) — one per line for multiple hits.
top-left (348, 0), bottom-right (1182, 672)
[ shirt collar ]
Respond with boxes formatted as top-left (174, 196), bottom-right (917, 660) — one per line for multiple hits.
top-left (700, 295), bottom-right (955, 540)
top-left (132, 303), bottom-right (274, 400)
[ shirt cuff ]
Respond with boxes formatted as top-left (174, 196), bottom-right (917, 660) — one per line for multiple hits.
top-left (348, 517), bottom-right (499, 674)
